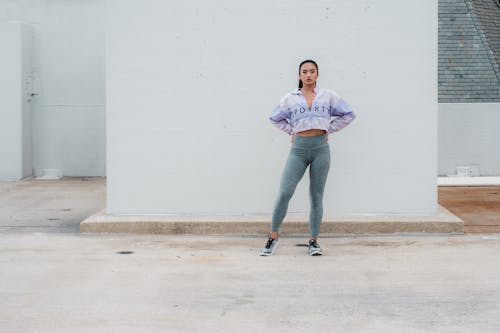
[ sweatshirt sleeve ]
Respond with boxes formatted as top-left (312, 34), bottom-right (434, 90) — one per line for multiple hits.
top-left (269, 101), bottom-right (293, 135)
top-left (327, 93), bottom-right (356, 134)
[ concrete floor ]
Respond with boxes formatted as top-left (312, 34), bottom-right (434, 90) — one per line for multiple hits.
top-left (2, 232), bottom-right (500, 332)
top-left (0, 177), bottom-right (106, 233)
top-left (1, 178), bottom-right (500, 332)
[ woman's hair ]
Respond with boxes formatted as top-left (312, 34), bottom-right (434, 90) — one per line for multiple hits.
top-left (298, 59), bottom-right (318, 89)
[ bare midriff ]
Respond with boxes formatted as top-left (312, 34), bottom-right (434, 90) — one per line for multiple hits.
top-left (295, 129), bottom-right (327, 137)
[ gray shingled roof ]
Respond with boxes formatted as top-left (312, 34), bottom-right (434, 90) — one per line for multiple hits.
top-left (438, 0), bottom-right (500, 102)
top-left (468, 0), bottom-right (500, 75)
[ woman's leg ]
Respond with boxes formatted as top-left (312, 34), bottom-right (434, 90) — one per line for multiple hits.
top-left (271, 148), bottom-right (308, 234)
top-left (308, 145), bottom-right (331, 238)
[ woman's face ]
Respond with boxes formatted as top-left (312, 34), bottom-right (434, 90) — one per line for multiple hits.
top-left (299, 62), bottom-right (318, 86)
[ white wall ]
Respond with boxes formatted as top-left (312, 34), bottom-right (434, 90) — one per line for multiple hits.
top-left (0, 0), bottom-right (106, 177)
top-left (107, 0), bottom-right (438, 216)
top-left (439, 103), bottom-right (500, 176)
top-left (0, 22), bottom-right (32, 181)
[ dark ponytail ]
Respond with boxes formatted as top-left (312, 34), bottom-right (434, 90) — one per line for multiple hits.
top-left (298, 59), bottom-right (318, 89)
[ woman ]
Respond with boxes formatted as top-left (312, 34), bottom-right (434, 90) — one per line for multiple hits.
top-left (260, 59), bottom-right (356, 256)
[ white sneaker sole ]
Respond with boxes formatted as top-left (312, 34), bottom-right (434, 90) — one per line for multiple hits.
top-left (309, 249), bottom-right (323, 256)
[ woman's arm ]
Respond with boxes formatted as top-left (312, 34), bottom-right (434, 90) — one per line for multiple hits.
top-left (269, 103), bottom-right (293, 135)
top-left (327, 95), bottom-right (356, 134)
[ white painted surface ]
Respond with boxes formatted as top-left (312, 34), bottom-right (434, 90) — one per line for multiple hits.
top-left (32, 105), bottom-right (106, 177)
top-left (20, 23), bottom-right (33, 179)
top-left (107, 0), bottom-right (438, 216)
top-left (0, 0), bottom-right (106, 177)
top-left (438, 103), bottom-right (500, 177)
top-left (0, 22), bottom-right (32, 180)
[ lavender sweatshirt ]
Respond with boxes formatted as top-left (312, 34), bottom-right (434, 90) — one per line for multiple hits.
top-left (270, 87), bottom-right (356, 135)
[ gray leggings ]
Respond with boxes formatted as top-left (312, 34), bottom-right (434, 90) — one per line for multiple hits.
top-left (271, 134), bottom-right (331, 237)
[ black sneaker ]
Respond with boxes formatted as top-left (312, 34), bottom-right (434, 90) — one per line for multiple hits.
top-left (260, 237), bottom-right (279, 256)
top-left (308, 239), bottom-right (323, 256)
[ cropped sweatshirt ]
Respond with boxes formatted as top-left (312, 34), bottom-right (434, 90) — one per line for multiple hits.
top-left (269, 87), bottom-right (356, 135)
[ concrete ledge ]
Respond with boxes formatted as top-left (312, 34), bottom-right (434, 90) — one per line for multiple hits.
top-left (438, 176), bottom-right (500, 186)
top-left (80, 205), bottom-right (463, 235)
